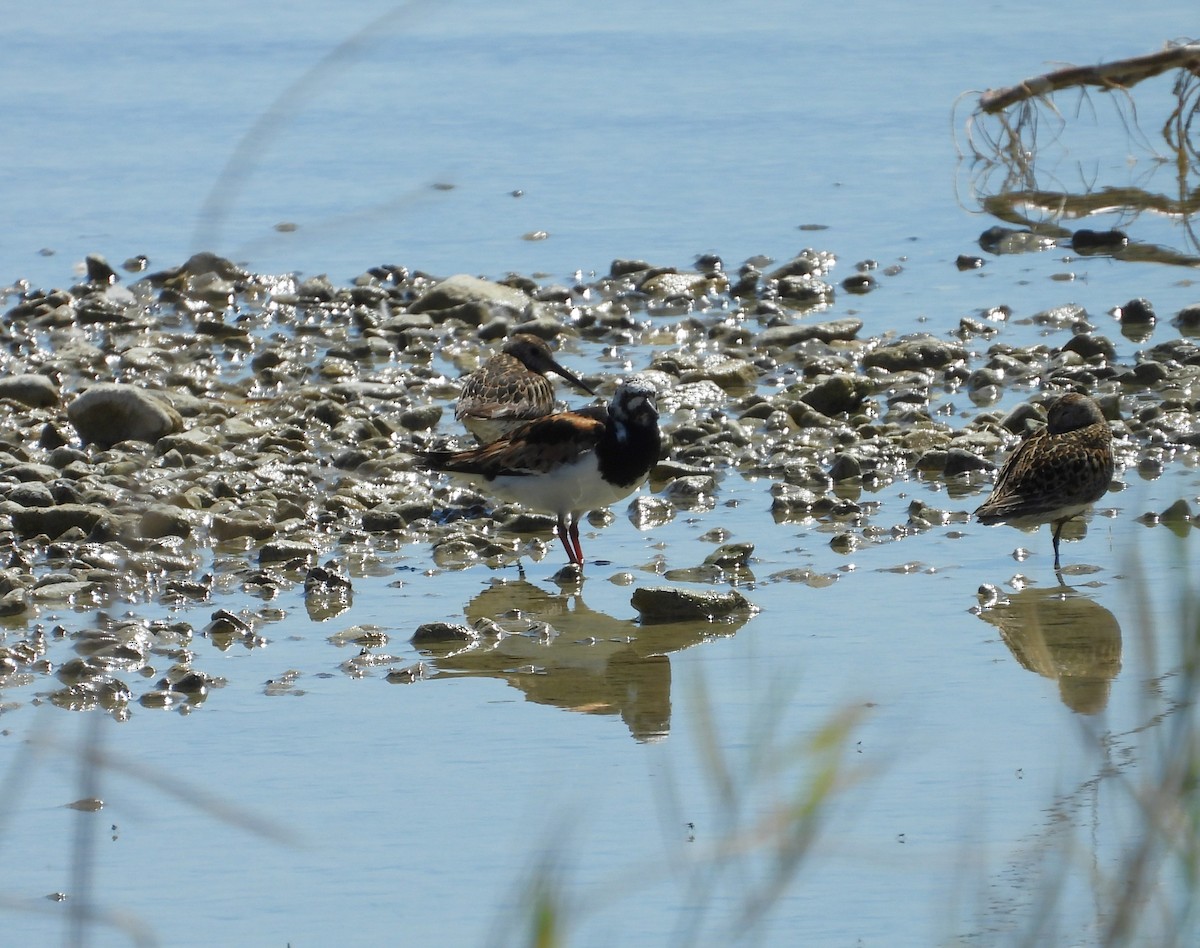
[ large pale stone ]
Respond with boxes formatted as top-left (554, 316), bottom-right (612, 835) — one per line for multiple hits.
top-left (67, 384), bottom-right (183, 448)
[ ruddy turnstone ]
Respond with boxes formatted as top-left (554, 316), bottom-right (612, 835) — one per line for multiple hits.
top-left (974, 392), bottom-right (1114, 570)
top-left (455, 334), bottom-right (596, 443)
top-left (418, 375), bottom-right (661, 566)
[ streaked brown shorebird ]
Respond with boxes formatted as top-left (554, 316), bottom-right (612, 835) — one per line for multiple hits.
top-left (455, 334), bottom-right (595, 443)
top-left (974, 392), bottom-right (1115, 570)
top-left (419, 376), bottom-right (661, 566)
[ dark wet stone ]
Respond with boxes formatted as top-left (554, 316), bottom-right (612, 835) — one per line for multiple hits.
top-left (999, 401), bottom-right (1046, 434)
top-left (399, 405), bottom-right (443, 431)
top-left (628, 496), bottom-right (674, 528)
top-left (943, 447), bottom-right (994, 477)
top-left (386, 663), bottom-right (428, 684)
top-left (1071, 229), bottom-right (1129, 255)
top-left (841, 274), bottom-right (876, 295)
top-left (1171, 305), bottom-right (1200, 335)
top-left (40, 424), bottom-right (71, 450)
top-left (828, 453), bottom-right (862, 481)
top-left (907, 499), bottom-right (953, 528)
top-left (1132, 361), bottom-right (1168, 385)
top-left (769, 250), bottom-right (834, 280)
top-left (180, 252), bottom-right (249, 281)
top-left (411, 621), bottom-right (475, 644)
top-left (610, 259), bottom-right (654, 277)
top-left (0, 374), bottom-right (59, 408)
top-left (785, 402), bottom-right (838, 430)
top-left (155, 429), bottom-right (223, 458)
top-left (1116, 298), bottom-right (1156, 325)
top-left (0, 588), bottom-right (29, 617)
top-left (139, 506), bottom-right (192, 539)
top-left (169, 670), bottom-right (212, 697)
top-left (9, 503), bottom-right (106, 540)
top-left (730, 266), bottom-right (761, 297)
top-left (863, 335), bottom-right (966, 371)
top-left (1160, 497), bottom-right (1193, 528)
top-left (703, 542), bottom-right (754, 567)
top-left (664, 475), bottom-right (718, 500)
top-left (641, 270), bottom-right (725, 299)
top-left (4, 482), bottom-right (55, 508)
top-left (85, 254), bottom-right (119, 285)
top-left (979, 226), bottom-right (1055, 255)
top-left (258, 540), bottom-right (317, 567)
top-left (361, 504), bottom-right (429, 531)
top-left (757, 319), bottom-right (862, 348)
top-left (631, 585), bottom-right (756, 623)
top-left (1032, 303), bottom-right (1089, 329)
top-left (6, 463), bottom-right (59, 484)
top-left (799, 374), bottom-right (871, 415)
top-left (679, 357), bottom-right (756, 392)
top-left (293, 274), bottom-right (336, 302)
top-left (211, 512), bottom-right (276, 542)
top-left (205, 610), bottom-right (251, 637)
top-left (195, 316), bottom-right (249, 339)
top-left (305, 564), bottom-right (353, 621)
top-left (408, 274), bottom-right (530, 320)
top-left (47, 446), bottom-right (87, 468)
top-left (1060, 333), bottom-right (1115, 361)
top-left (305, 564), bottom-right (352, 592)
top-left (57, 656), bottom-right (109, 685)
top-left (915, 449), bottom-right (950, 474)
top-left (829, 532), bottom-right (861, 554)
top-left (776, 276), bottom-right (834, 307)
top-left (956, 255), bottom-right (985, 270)
top-left (138, 689), bottom-right (188, 710)
top-left (967, 367), bottom-right (1004, 392)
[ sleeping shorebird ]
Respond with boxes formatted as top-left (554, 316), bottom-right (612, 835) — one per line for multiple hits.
top-left (974, 392), bottom-right (1114, 570)
top-left (455, 334), bottom-right (596, 443)
top-left (418, 376), bottom-right (661, 566)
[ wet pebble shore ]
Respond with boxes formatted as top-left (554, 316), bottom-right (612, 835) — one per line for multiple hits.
top-left (0, 247), bottom-right (1197, 714)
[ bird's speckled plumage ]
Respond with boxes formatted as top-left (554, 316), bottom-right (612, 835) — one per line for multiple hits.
top-left (974, 392), bottom-right (1115, 569)
top-left (421, 376), bottom-right (661, 566)
top-left (455, 334), bottom-right (595, 443)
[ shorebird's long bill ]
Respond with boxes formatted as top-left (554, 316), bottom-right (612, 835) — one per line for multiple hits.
top-left (549, 361), bottom-right (596, 397)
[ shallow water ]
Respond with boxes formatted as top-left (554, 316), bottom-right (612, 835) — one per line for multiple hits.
top-left (3, 2), bottom-right (1200, 946)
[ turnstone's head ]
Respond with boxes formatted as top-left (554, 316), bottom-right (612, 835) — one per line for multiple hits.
top-left (610, 375), bottom-right (659, 427)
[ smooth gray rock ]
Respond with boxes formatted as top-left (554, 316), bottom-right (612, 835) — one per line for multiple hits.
top-left (9, 503), bottom-right (108, 539)
top-left (67, 384), bottom-right (183, 447)
top-left (408, 274), bottom-right (531, 319)
top-left (0, 374), bottom-right (59, 408)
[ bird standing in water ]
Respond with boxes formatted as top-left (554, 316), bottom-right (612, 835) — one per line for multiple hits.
top-left (974, 392), bottom-right (1114, 570)
top-left (455, 334), bottom-right (595, 443)
top-left (419, 376), bottom-right (661, 566)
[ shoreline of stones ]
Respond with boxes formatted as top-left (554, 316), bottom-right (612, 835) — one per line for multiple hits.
top-left (0, 248), bottom-right (1196, 714)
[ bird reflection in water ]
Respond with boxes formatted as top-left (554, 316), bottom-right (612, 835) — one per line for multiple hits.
top-left (976, 585), bottom-right (1122, 714)
top-left (414, 578), bottom-right (749, 741)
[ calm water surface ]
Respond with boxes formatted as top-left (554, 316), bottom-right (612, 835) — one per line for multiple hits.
top-left (3, 1), bottom-right (1200, 945)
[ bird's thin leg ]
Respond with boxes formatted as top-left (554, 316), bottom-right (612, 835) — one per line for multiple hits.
top-left (1051, 519), bottom-right (1065, 570)
top-left (556, 516), bottom-right (578, 564)
top-left (568, 518), bottom-right (584, 566)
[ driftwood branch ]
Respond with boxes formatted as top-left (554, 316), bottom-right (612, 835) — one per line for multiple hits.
top-left (979, 43), bottom-right (1200, 114)
top-left (960, 41), bottom-right (1200, 263)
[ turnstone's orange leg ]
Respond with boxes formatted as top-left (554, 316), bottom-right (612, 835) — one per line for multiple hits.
top-left (567, 519), bottom-right (584, 565)
top-left (557, 517), bottom-right (581, 565)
